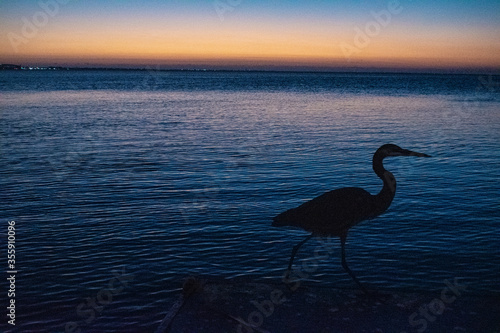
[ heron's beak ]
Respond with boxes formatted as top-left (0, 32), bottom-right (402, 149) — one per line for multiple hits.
top-left (401, 149), bottom-right (431, 157)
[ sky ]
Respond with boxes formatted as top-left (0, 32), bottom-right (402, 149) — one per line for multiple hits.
top-left (1, 0), bottom-right (499, 72)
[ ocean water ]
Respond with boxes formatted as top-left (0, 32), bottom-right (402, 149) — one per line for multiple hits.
top-left (1, 70), bottom-right (499, 332)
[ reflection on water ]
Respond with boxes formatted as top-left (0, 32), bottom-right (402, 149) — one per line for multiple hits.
top-left (1, 71), bottom-right (499, 331)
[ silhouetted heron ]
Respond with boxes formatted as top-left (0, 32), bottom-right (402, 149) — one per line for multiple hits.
top-left (272, 144), bottom-right (430, 293)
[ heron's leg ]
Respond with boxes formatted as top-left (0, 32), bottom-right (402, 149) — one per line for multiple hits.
top-left (287, 234), bottom-right (313, 272)
top-left (340, 234), bottom-right (369, 294)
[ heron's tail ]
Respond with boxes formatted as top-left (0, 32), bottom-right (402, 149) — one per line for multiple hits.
top-left (272, 209), bottom-right (299, 227)
top-left (272, 215), bottom-right (284, 227)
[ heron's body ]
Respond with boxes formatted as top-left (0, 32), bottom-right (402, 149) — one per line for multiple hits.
top-left (274, 187), bottom-right (375, 235)
top-left (273, 184), bottom-right (396, 235)
top-left (272, 144), bottom-right (430, 293)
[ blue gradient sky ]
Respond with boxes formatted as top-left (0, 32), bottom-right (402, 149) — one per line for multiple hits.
top-left (1, 0), bottom-right (499, 71)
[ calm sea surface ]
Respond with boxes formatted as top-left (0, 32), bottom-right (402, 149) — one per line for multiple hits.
top-left (1, 71), bottom-right (499, 332)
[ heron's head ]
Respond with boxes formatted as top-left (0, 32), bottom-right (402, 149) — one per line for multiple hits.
top-left (377, 144), bottom-right (431, 158)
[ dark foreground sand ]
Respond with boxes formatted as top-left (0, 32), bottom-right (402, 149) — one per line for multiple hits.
top-left (157, 277), bottom-right (499, 333)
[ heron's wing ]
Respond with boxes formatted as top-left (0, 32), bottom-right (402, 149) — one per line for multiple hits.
top-left (273, 187), bottom-right (376, 235)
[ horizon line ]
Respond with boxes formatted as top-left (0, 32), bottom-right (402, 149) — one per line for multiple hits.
top-left (1, 63), bottom-right (499, 75)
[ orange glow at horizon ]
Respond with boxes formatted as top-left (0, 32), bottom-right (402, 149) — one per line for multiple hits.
top-left (1, 3), bottom-right (499, 71)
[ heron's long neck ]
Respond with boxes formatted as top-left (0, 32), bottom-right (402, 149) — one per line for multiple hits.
top-left (372, 153), bottom-right (396, 216)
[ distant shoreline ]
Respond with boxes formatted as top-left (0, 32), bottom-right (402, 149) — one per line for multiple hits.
top-left (1, 63), bottom-right (498, 75)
